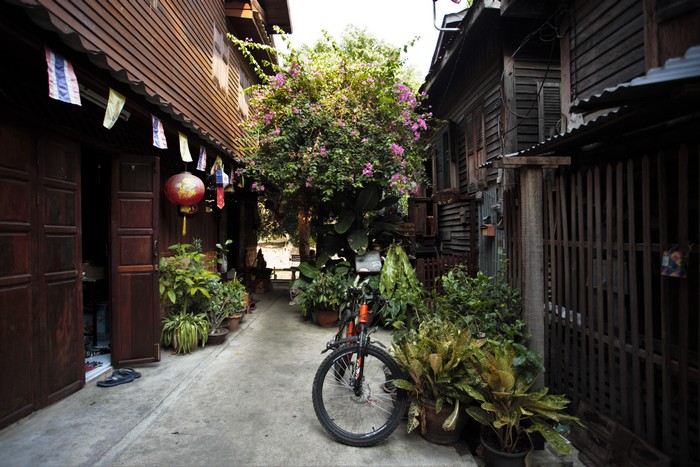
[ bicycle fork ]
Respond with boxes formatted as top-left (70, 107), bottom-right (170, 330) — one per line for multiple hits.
top-left (350, 303), bottom-right (370, 396)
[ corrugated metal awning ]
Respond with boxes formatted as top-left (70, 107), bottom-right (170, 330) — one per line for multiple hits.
top-left (571, 45), bottom-right (700, 112)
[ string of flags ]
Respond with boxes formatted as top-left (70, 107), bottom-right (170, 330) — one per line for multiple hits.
top-left (44, 47), bottom-right (244, 211)
top-left (44, 46), bottom-right (243, 209)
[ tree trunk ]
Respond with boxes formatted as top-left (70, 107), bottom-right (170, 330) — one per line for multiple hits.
top-left (297, 204), bottom-right (311, 260)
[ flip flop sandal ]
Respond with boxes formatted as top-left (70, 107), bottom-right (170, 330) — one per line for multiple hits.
top-left (115, 368), bottom-right (141, 379)
top-left (96, 372), bottom-right (135, 387)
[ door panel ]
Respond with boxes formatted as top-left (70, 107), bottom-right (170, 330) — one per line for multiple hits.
top-left (0, 124), bottom-right (38, 428)
top-left (111, 155), bottom-right (160, 365)
top-left (0, 124), bottom-right (83, 429)
top-left (37, 136), bottom-right (83, 405)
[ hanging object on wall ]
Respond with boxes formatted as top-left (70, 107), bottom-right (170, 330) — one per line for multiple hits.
top-left (215, 166), bottom-right (225, 209)
top-left (164, 171), bottom-right (205, 235)
top-left (661, 244), bottom-right (692, 278)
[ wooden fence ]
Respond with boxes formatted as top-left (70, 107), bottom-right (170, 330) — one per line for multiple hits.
top-left (415, 254), bottom-right (473, 294)
top-left (506, 141), bottom-right (699, 466)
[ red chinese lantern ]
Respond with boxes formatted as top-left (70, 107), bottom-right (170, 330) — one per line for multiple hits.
top-left (164, 171), bottom-right (204, 235)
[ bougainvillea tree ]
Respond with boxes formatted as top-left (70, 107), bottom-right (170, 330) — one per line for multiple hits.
top-left (230, 27), bottom-right (432, 259)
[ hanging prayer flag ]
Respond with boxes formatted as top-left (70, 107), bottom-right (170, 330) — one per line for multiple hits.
top-left (215, 166), bottom-right (225, 208)
top-left (179, 132), bottom-right (193, 162)
top-left (45, 48), bottom-right (81, 105)
top-left (151, 115), bottom-right (167, 149)
top-left (215, 166), bottom-right (224, 186)
top-left (197, 146), bottom-right (207, 171)
top-left (102, 88), bottom-right (126, 129)
top-left (217, 187), bottom-right (225, 209)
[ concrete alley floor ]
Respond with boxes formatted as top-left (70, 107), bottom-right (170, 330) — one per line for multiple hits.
top-left (0, 284), bottom-right (479, 467)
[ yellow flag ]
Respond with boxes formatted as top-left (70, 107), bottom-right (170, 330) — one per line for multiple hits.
top-left (179, 132), bottom-right (193, 162)
top-left (102, 88), bottom-right (125, 129)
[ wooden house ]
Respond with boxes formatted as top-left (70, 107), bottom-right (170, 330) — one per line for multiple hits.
top-left (419, 0), bottom-right (561, 276)
top-left (0, 0), bottom-right (290, 430)
top-left (425, 0), bottom-right (699, 464)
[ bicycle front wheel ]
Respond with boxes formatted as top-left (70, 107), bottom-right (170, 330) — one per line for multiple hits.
top-left (312, 344), bottom-right (407, 447)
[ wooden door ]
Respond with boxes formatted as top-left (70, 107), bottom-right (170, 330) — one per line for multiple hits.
top-left (0, 124), bottom-right (82, 428)
top-left (37, 137), bottom-right (83, 405)
top-left (110, 155), bottom-right (160, 366)
top-left (0, 124), bottom-right (39, 428)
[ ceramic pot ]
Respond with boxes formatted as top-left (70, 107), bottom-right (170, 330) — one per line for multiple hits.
top-left (206, 327), bottom-right (229, 345)
top-left (420, 398), bottom-right (468, 445)
top-left (480, 433), bottom-right (531, 467)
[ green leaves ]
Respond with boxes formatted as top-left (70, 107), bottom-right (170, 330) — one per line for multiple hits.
top-left (229, 25), bottom-right (432, 248)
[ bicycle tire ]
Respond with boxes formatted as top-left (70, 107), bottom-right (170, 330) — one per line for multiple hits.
top-left (312, 343), bottom-right (407, 447)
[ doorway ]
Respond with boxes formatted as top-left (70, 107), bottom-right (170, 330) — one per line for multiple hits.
top-left (81, 151), bottom-right (111, 380)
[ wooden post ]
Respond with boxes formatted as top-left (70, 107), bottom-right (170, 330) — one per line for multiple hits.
top-left (520, 166), bottom-right (545, 388)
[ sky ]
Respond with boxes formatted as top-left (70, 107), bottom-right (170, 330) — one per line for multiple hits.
top-left (273, 0), bottom-right (466, 77)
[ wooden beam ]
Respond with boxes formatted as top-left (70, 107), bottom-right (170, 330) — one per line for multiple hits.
top-left (225, 1), bottom-right (253, 19)
top-left (224, 1), bottom-right (266, 23)
top-left (498, 156), bottom-right (572, 168)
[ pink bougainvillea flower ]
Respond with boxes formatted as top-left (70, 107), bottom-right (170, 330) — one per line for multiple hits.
top-left (390, 143), bottom-right (404, 156)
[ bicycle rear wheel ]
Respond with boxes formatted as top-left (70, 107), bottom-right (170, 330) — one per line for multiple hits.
top-left (312, 344), bottom-right (407, 446)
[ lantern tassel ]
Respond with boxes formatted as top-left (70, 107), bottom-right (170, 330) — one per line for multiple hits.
top-left (182, 215), bottom-right (187, 236)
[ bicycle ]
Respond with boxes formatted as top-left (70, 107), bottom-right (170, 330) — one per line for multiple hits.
top-left (311, 282), bottom-right (407, 446)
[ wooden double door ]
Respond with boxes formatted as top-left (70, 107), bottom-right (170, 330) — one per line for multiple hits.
top-left (0, 123), bottom-right (160, 430)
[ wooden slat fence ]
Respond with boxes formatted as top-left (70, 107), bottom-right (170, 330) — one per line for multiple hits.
top-left (506, 141), bottom-right (699, 466)
top-left (415, 254), bottom-right (473, 294)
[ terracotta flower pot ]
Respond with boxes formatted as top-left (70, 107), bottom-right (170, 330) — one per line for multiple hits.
top-left (314, 309), bottom-right (338, 327)
top-left (227, 312), bottom-right (244, 332)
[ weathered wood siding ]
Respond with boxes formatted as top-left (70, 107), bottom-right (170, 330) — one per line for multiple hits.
top-left (436, 65), bottom-right (500, 257)
top-left (570, 0), bottom-right (646, 103)
top-left (514, 60), bottom-right (561, 150)
top-left (24, 0), bottom-right (250, 154)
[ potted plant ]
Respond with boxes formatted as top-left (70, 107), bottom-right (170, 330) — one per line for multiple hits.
top-left (294, 262), bottom-right (352, 326)
top-left (161, 309), bottom-right (209, 354)
top-left (433, 263), bottom-right (525, 342)
top-left (211, 278), bottom-right (247, 332)
top-left (159, 243), bottom-right (220, 353)
top-left (464, 340), bottom-right (582, 466)
top-left (392, 317), bottom-right (480, 444)
top-left (378, 242), bottom-right (425, 334)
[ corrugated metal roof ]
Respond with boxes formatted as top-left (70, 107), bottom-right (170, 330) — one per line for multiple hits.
top-left (505, 108), bottom-right (629, 157)
top-left (508, 45), bottom-right (700, 158)
top-left (572, 45), bottom-right (700, 112)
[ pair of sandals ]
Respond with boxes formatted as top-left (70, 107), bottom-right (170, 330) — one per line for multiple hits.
top-left (96, 368), bottom-right (141, 387)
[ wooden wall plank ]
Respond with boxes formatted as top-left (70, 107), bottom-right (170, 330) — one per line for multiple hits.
top-left (574, 171), bottom-right (585, 407)
top-left (594, 166), bottom-right (605, 407)
top-left (586, 168), bottom-right (595, 402)
top-left (641, 155), bottom-right (656, 443)
top-left (615, 161), bottom-right (628, 426)
top-left (677, 145), bottom-right (689, 462)
top-left (656, 152), bottom-right (672, 453)
top-left (626, 158), bottom-right (642, 434)
top-left (605, 164), bottom-right (616, 416)
top-left (560, 173), bottom-right (572, 393)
